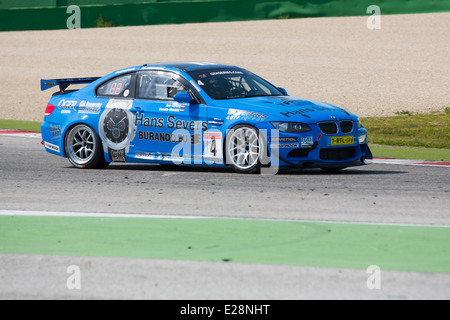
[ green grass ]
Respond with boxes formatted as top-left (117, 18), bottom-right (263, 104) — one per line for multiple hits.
top-left (370, 145), bottom-right (450, 162)
top-left (361, 108), bottom-right (450, 149)
top-left (0, 119), bottom-right (41, 132)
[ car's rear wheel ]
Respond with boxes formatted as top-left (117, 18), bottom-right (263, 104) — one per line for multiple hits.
top-left (65, 124), bottom-right (109, 169)
top-left (225, 125), bottom-right (265, 174)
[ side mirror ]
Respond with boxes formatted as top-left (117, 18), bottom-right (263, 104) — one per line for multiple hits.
top-left (173, 91), bottom-right (192, 103)
top-left (277, 87), bottom-right (288, 95)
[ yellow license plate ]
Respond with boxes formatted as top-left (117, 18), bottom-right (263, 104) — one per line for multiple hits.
top-left (328, 136), bottom-right (355, 146)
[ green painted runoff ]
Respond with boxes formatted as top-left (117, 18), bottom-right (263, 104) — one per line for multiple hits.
top-left (0, 215), bottom-right (449, 273)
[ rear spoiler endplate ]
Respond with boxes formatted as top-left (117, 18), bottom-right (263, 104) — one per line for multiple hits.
top-left (40, 77), bottom-right (101, 93)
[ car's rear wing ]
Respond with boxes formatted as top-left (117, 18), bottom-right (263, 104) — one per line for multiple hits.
top-left (40, 77), bottom-right (101, 93)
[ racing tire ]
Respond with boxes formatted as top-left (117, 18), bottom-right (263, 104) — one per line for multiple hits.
top-left (65, 124), bottom-right (109, 169)
top-left (225, 124), bottom-right (266, 174)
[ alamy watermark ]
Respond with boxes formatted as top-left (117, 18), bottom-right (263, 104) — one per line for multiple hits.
top-left (66, 5), bottom-right (381, 30)
top-left (366, 265), bottom-right (381, 289)
top-left (366, 5), bottom-right (381, 30)
top-left (66, 265), bottom-right (81, 290)
top-left (67, 5), bottom-right (81, 29)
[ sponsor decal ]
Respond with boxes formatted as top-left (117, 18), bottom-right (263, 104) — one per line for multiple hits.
top-left (210, 70), bottom-right (243, 76)
top-left (273, 143), bottom-right (299, 148)
top-left (279, 107), bottom-right (316, 118)
top-left (138, 130), bottom-right (200, 145)
top-left (79, 101), bottom-right (102, 114)
top-left (49, 125), bottom-right (61, 139)
top-left (135, 113), bottom-right (165, 128)
top-left (203, 131), bottom-right (223, 162)
top-left (301, 136), bottom-right (314, 147)
top-left (135, 113), bottom-right (207, 131)
top-left (135, 151), bottom-right (155, 160)
top-left (135, 151), bottom-right (185, 163)
top-left (205, 156), bottom-right (223, 164)
top-left (204, 131), bottom-right (222, 140)
top-left (226, 108), bottom-right (268, 122)
top-left (57, 99), bottom-right (77, 111)
top-left (44, 141), bottom-right (60, 152)
top-left (98, 99), bottom-right (136, 160)
top-left (158, 102), bottom-right (187, 113)
top-left (268, 136), bottom-right (314, 148)
top-left (278, 105), bottom-right (349, 118)
top-left (166, 115), bottom-right (207, 131)
top-left (269, 136), bottom-right (300, 148)
top-left (109, 149), bottom-right (126, 162)
top-left (207, 118), bottom-right (224, 127)
top-left (269, 137), bottom-right (300, 143)
top-left (139, 152), bottom-right (165, 161)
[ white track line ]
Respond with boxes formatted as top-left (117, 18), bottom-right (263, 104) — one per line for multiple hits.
top-left (1, 210), bottom-right (449, 228)
top-left (371, 159), bottom-right (450, 167)
top-left (0, 210), bottom-right (203, 220)
top-left (0, 130), bottom-right (41, 138)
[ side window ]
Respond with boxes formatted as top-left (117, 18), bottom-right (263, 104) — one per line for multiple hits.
top-left (137, 71), bottom-right (187, 100)
top-left (97, 74), bottom-right (133, 98)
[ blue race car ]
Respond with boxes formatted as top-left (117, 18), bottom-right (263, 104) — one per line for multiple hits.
top-left (41, 62), bottom-right (372, 173)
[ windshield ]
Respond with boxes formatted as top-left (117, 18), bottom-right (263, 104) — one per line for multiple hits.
top-left (187, 68), bottom-right (284, 100)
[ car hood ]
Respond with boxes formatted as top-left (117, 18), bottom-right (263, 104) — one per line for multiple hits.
top-left (214, 95), bottom-right (358, 123)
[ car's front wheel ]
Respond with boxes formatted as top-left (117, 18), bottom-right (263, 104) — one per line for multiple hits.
top-left (225, 125), bottom-right (265, 174)
top-left (65, 124), bottom-right (109, 169)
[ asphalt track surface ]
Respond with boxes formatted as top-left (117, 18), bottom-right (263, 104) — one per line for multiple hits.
top-left (1, 135), bottom-right (449, 300)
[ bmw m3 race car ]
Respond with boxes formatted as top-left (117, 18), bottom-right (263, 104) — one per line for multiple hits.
top-left (40, 62), bottom-right (372, 173)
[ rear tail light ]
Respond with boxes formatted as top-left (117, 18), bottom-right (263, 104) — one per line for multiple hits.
top-left (44, 103), bottom-right (55, 117)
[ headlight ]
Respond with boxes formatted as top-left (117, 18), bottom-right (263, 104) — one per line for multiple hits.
top-left (359, 133), bottom-right (367, 144)
top-left (271, 122), bottom-right (312, 133)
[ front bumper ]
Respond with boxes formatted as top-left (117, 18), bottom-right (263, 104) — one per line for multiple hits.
top-left (260, 122), bottom-right (371, 169)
